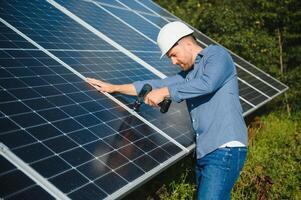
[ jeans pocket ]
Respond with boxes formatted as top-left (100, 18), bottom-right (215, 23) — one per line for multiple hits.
top-left (216, 150), bottom-right (232, 171)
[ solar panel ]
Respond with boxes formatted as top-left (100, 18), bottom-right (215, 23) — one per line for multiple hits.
top-left (0, 0), bottom-right (288, 199)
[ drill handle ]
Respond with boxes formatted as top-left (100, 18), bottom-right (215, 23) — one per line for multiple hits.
top-left (158, 98), bottom-right (172, 113)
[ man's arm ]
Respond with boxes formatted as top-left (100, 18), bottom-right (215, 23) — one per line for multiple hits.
top-left (168, 49), bottom-right (235, 103)
top-left (86, 72), bottom-right (186, 107)
top-left (87, 72), bottom-right (186, 97)
top-left (86, 78), bottom-right (137, 96)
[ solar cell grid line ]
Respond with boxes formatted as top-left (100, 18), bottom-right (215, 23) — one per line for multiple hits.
top-left (0, 0), bottom-right (113, 51)
top-left (93, 0), bottom-right (126, 8)
top-left (116, 0), bottom-right (155, 15)
top-left (137, 0), bottom-right (178, 19)
top-left (114, 0), bottom-right (164, 37)
top-left (240, 99), bottom-right (254, 114)
top-left (238, 80), bottom-right (269, 106)
top-left (93, 0), bottom-right (161, 18)
top-left (96, 0), bottom-right (160, 43)
top-left (0, 45), bottom-right (185, 199)
top-left (0, 145), bottom-right (67, 200)
top-left (89, 0), bottom-right (157, 44)
top-left (0, 22), bottom-right (37, 50)
top-left (133, 51), bottom-right (181, 77)
top-left (139, 12), bottom-right (170, 28)
top-left (236, 67), bottom-right (279, 97)
top-left (232, 54), bottom-right (288, 91)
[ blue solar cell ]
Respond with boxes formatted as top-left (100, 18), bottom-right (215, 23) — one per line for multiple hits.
top-left (134, 51), bottom-right (180, 76)
top-left (94, 0), bottom-right (126, 8)
top-left (140, 13), bottom-right (169, 28)
top-left (117, 0), bottom-right (154, 14)
top-left (138, 0), bottom-right (177, 19)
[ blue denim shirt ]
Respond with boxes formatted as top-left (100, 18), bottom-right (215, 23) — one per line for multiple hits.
top-left (133, 45), bottom-right (248, 158)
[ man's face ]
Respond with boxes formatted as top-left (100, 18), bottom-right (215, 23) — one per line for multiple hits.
top-left (166, 43), bottom-right (194, 71)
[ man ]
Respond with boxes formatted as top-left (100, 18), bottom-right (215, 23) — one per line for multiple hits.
top-left (86, 21), bottom-right (247, 199)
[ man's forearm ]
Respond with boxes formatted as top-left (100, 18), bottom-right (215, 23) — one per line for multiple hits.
top-left (113, 84), bottom-right (137, 96)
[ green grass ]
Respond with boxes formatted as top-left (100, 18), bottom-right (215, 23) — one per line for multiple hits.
top-left (233, 111), bottom-right (301, 199)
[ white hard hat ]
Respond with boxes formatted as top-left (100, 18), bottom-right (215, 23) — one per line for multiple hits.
top-left (157, 21), bottom-right (194, 58)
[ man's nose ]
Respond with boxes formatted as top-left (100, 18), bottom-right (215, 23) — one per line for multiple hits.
top-left (171, 57), bottom-right (177, 65)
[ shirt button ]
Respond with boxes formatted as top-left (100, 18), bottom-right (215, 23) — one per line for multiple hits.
top-left (191, 104), bottom-right (194, 107)
top-left (192, 119), bottom-right (195, 122)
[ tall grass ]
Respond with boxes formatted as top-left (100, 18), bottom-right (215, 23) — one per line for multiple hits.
top-left (232, 111), bottom-right (301, 199)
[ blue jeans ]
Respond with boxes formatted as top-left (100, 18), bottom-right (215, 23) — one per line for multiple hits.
top-left (195, 147), bottom-right (247, 200)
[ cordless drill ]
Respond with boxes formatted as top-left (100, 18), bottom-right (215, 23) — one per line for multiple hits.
top-left (132, 84), bottom-right (171, 113)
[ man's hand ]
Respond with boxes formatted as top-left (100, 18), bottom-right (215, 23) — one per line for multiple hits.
top-left (86, 77), bottom-right (137, 96)
top-left (144, 87), bottom-right (170, 107)
top-left (86, 77), bottom-right (116, 93)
